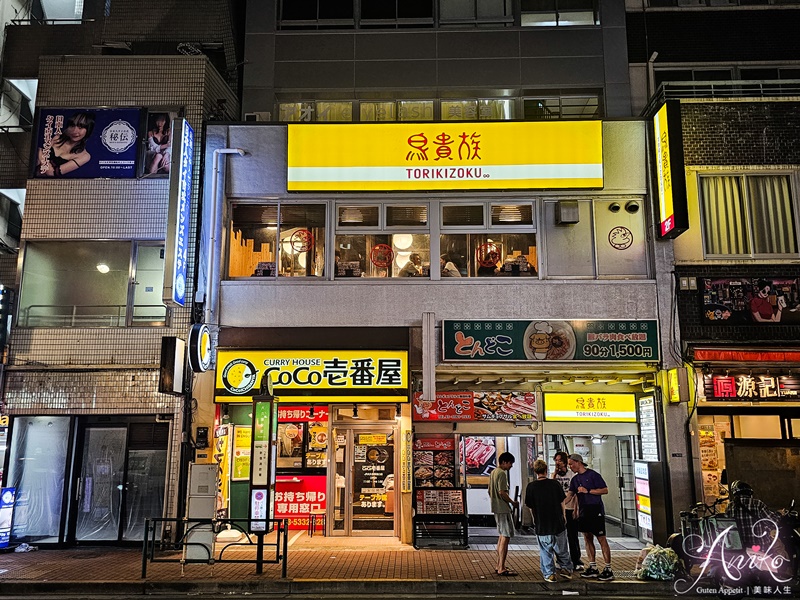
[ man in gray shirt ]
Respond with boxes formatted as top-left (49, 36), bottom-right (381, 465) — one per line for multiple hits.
top-left (489, 452), bottom-right (520, 576)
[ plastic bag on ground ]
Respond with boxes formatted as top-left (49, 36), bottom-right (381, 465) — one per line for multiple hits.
top-left (635, 544), bottom-right (679, 581)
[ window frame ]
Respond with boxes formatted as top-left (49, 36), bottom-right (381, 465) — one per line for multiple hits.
top-left (698, 171), bottom-right (800, 260)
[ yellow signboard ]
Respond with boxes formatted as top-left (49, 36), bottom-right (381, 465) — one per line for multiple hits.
top-left (637, 493), bottom-right (652, 515)
top-left (288, 122), bottom-right (603, 191)
top-left (543, 392), bottom-right (637, 422)
top-left (232, 425), bottom-right (251, 481)
top-left (358, 434), bottom-right (388, 445)
top-left (215, 350), bottom-right (408, 403)
top-left (653, 104), bottom-right (674, 236)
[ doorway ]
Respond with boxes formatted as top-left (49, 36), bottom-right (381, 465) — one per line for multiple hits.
top-left (331, 425), bottom-right (395, 536)
top-left (71, 420), bottom-right (169, 543)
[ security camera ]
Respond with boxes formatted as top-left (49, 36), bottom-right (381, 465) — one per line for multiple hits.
top-left (609, 202), bottom-right (621, 213)
top-left (625, 201), bottom-right (640, 214)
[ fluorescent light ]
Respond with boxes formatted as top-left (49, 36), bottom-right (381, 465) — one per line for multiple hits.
top-left (96, 263), bottom-right (110, 274)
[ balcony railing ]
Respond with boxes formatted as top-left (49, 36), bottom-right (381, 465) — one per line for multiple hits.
top-left (20, 304), bottom-right (167, 327)
top-left (643, 79), bottom-right (800, 116)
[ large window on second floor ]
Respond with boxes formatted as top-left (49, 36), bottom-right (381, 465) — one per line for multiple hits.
top-left (699, 174), bottom-right (798, 258)
top-left (18, 241), bottom-right (168, 327)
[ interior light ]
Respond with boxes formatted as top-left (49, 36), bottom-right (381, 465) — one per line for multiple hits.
top-left (497, 206), bottom-right (522, 222)
top-left (395, 251), bottom-right (411, 269)
top-left (592, 435), bottom-right (603, 445)
top-left (393, 234), bottom-right (413, 249)
top-left (297, 253), bottom-right (307, 268)
top-left (341, 208), bottom-right (363, 223)
top-left (96, 263), bottom-right (110, 274)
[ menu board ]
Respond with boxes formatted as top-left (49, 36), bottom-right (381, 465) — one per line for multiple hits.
top-left (415, 489), bottom-right (465, 515)
top-left (354, 441), bottom-right (393, 513)
top-left (413, 437), bottom-right (457, 488)
top-left (638, 396), bottom-right (659, 461)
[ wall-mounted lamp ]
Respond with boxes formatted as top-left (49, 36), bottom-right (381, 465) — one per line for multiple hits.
top-left (474, 377), bottom-right (483, 385)
top-left (452, 377), bottom-right (460, 385)
top-left (591, 435), bottom-right (604, 445)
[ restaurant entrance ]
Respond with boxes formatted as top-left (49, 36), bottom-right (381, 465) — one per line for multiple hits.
top-left (331, 423), bottom-right (396, 536)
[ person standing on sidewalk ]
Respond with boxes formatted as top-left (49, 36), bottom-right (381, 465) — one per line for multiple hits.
top-left (553, 451), bottom-right (585, 572)
top-left (525, 459), bottom-right (573, 582)
top-left (489, 451), bottom-right (520, 576)
top-left (566, 454), bottom-right (614, 581)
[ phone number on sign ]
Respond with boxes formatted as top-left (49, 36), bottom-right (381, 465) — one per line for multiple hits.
top-left (582, 344), bottom-right (654, 359)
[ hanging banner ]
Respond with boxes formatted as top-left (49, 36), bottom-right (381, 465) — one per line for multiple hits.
top-left (442, 319), bottom-right (659, 362)
top-left (412, 391), bottom-right (537, 422)
top-left (288, 121), bottom-right (603, 191)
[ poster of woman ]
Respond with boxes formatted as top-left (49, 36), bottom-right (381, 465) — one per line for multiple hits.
top-left (32, 108), bottom-right (142, 179)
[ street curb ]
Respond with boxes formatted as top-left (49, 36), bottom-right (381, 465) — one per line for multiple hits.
top-left (0, 578), bottom-right (678, 597)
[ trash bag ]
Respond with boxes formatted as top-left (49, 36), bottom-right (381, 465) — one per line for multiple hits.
top-left (635, 544), bottom-right (680, 581)
top-left (14, 543), bottom-right (38, 553)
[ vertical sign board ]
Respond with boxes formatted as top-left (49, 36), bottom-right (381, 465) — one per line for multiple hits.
top-left (634, 461), bottom-right (653, 543)
top-left (0, 488), bottom-right (15, 548)
top-left (163, 119), bottom-right (194, 307)
top-left (249, 400), bottom-right (278, 533)
top-left (653, 101), bottom-right (688, 239)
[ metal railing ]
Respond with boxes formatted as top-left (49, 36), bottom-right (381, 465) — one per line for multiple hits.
top-left (643, 79), bottom-right (800, 116)
top-left (19, 304), bottom-right (167, 327)
top-left (10, 18), bottom-right (95, 25)
top-left (141, 517), bottom-right (289, 578)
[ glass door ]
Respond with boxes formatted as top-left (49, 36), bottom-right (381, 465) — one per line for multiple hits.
top-left (616, 437), bottom-right (638, 537)
top-left (72, 421), bottom-right (169, 543)
top-left (331, 425), bottom-right (395, 536)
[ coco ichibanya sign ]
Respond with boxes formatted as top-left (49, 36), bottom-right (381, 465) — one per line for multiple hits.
top-left (442, 319), bottom-right (659, 362)
top-left (287, 122), bottom-right (603, 191)
top-left (215, 350), bottom-right (408, 402)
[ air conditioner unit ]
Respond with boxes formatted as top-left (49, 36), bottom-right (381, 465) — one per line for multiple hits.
top-left (245, 111), bottom-right (271, 122)
top-left (555, 200), bottom-right (580, 225)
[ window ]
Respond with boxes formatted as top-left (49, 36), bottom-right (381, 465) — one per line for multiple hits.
top-left (700, 174), bottom-right (798, 258)
top-left (335, 203), bottom-right (430, 278)
top-left (521, 0), bottom-right (599, 27)
top-left (360, 102), bottom-right (397, 122)
top-left (229, 203), bottom-right (326, 278)
top-left (277, 102), bottom-right (352, 122)
top-left (398, 101), bottom-right (434, 122)
top-left (439, 0), bottom-right (513, 26)
top-left (18, 241), bottom-right (168, 327)
top-left (441, 99), bottom-right (516, 121)
top-left (523, 95), bottom-right (601, 120)
top-left (440, 202), bottom-right (537, 277)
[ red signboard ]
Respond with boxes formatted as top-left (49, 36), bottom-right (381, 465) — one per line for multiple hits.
top-left (277, 406), bottom-right (329, 423)
top-left (274, 474), bottom-right (327, 531)
top-left (412, 391), bottom-right (537, 422)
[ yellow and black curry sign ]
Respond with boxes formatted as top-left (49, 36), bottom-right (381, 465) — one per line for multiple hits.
top-left (215, 350), bottom-right (409, 403)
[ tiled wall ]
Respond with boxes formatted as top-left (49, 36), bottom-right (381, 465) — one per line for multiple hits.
top-left (0, 131), bottom-right (31, 188)
top-left (682, 102), bottom-right (800, 166)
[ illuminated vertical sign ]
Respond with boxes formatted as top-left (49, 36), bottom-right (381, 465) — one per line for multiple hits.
top-left (163, 118), bottom-right (194, 307)
top-left (653, 101), bottom-right (688, 239)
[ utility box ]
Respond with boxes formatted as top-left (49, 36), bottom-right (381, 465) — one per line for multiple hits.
top-left (185, 463), bottom-right (217, 561)
top-left (555, 200), bottom-right (580, 224)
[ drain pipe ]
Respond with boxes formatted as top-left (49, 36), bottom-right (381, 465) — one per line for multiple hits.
top-left (205, 148), bottom-right (246, 325)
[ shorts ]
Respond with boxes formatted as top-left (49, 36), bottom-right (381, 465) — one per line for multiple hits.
top-left (577, 504), bottom-right (606, 537)
top-left (494, 512), bottom-right (515, 538)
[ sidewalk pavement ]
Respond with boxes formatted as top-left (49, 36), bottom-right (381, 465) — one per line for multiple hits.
top-left (0, 532), bottom-right (676, 597)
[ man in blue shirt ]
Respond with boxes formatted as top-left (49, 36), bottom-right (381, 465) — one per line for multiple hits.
top-left (565, 453), bottom-right (613, 581)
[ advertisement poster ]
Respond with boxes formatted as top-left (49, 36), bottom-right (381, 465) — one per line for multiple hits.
top-left (143, 110), bottom-right (177, 176)
top-left (460, 436), bottom-right (497, 477)
top-left (213, 425), bottom-right (230, 518)
top-left (0, 487), bottom-right (15, 548)
top-left (32, 108), bottom-right (142, 179)
top-left (274, 475), bottom-right (326, 531)
top-left (442, 319), bottom-right (659, 362)
top-left (413, 391), bottom-right (537, 422)
top-left (413, 437), bottom-right (456, 488)
top-left (232, 425), bottom-right (252, 481)
top-left (701, 277), bottom-right (800, 324)
top-left (415, 489), bottom-right (464, 515)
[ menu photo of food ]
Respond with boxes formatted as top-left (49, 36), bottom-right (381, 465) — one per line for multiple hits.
top-left (460, 436), bottom-right (496, 476)
top-left (414, 450), bottom-right (457, 488)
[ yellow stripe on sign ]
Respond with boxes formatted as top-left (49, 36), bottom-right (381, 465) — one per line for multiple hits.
top-left (287, 122), bottom-right (603, 191)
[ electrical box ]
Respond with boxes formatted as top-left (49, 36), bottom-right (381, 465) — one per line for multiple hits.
top-left (555, 200), bottom-right (580, 225)
top-left (185, 463), bottom-right (217, 561)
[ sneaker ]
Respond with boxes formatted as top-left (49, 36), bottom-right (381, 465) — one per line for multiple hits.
top-left (574, 563), bottom-right (585, 572)
top-left (580, 566), bottom-right (600, 579)
top-left (559, 568), bottom-right (573, 580)
top-left (598, 567), bottom-right (615, 581)
top-left (544, 574), bottom-right (558, 583)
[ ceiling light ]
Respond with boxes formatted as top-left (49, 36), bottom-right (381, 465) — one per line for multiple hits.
top-left (497, 206), bottom-right (522, 222)
top-left (393, 234), bottom-right (413, 249)
top-left (395, 251), bottom-right (411, 269)
top-left (96, 263), bottom-right (110, 274)
top-left (341, 207), bottom-right (363, 223)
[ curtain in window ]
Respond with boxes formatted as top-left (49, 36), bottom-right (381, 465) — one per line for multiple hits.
top-left (701, 176), bottom-right (748, 255)
top-left (748, 175), bottom-right (797, 255)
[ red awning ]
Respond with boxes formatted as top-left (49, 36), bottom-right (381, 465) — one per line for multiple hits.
top-left (693, 348), bottom-right (800, 363)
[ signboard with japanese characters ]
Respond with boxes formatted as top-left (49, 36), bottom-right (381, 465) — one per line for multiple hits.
top-left (412, 391), bottom-right (537, 422)
top-left (215, 350), bottom-right (408, 402)
top-left (32, 108), bottom-right (142, 179)
top-left (274, 475), bottom-right (326, 531)
top-left (353, 438), bottom-right (393, 516)
top-left (442, 319), bottom-right (659, 362)
top-left (704, 373), bottom-right (800, 402)
top-left (413, 437), bottom-right (456, 489)
top-left (544, 392), bottom-right (637, 423)
top-left (415, 489), bottom-right (465, 515)
top-left (287, 121), bottom-right (603, 191)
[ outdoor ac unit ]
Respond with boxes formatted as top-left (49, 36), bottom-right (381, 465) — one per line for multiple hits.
top-left (245, 111), bottom-right (271, 122)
